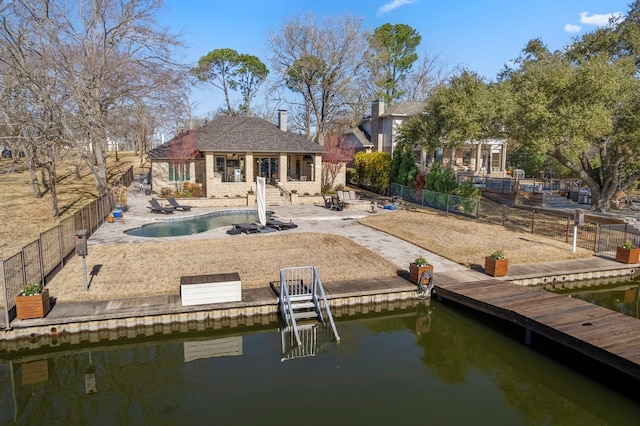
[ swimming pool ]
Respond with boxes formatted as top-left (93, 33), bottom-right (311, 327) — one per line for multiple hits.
top-left (124, 209), bottom-right (271, 237)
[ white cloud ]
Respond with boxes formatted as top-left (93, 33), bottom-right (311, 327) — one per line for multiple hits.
top-left (579, 11), bottom-right (623, 27)
top-left (377, 0), bottom-right (417, 16)
top-left (564, 23), bottom-right (582, 33)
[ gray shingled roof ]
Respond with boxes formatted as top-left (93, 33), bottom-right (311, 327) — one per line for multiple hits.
top-left (380, 101), bottom-right (426, 117)
top-left (149, 116), bottom-right (324, 159)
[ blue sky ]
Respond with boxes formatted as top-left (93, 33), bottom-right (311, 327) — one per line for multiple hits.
top-left (160, 0), bottom-right (630, 117)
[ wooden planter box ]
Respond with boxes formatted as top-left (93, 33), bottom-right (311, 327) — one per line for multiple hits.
top-left (615, 246), bottom-right (640, 264)
top-left (485, 257), bottom-right (508, 277)
top-left (16, 288), bottom-right (50, 320)
top-left (409, 263), bottom-right (434, 284)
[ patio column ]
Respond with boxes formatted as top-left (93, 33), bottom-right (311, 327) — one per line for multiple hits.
top-left (245, 153), bottom-right (254, 184)
top-left (279, 153), bottom-right (287, 184)
top-left (500, 143), bottom-right (507, 173)
top-left (204, 153), bottom-right (214, 198)
top-left (475, 142), bottom-right (483, 173)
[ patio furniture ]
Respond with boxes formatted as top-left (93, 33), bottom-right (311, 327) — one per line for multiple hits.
top-left (266, 219), bottom-right (298, 231)
top-left (167, 198), bottom-right (192, 211)
top-left (147, 199), bottom-right (175, 214)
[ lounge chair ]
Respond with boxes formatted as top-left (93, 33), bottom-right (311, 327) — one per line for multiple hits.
top-left (147, 199), bottom-right (175, 214)
top-left (167, 197), bottom-right (192, 211)
top-left (229, 223), bottom-right (259, 234)
top-left (321, 193), bottom-right (333, 209)
top-left (331, 195), bottom-right (344, 211)
top-left (266, 219), bottom-right (298, 230)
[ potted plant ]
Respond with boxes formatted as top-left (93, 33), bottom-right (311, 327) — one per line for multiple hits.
top-left (16, 282), bottom-right (50, 320)
top-left (615, 241), bottom-right (640, 264)
top-left (409, 256), bottom-right (434, 284)
top-left (485, 249), bottom-right (508, 277)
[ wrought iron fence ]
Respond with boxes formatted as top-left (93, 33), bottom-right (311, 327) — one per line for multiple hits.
top-left (389, 182), bottom-right (640, 256)
top-left (390, 183), bottom-right (479, 219)
top-left (1, 166), bottom-right (133, 329)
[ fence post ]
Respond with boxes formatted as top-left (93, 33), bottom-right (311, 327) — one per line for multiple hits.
top-left (1, 261), bottom-right (10, 330)
top-left (446, 194), bottom-right (450, 213)
top-left (594, 223), bottom-right (601, 253)
top-left (58, 223), bottom-right (64, 266)
top-left (531, 210), bottom-right (535, 234)
top-left (37, 237), bottom-right (44, 286)
top-left (475, 199), bottom-right (479, 220)
top-left (19, 250), bottom-right (26, 290)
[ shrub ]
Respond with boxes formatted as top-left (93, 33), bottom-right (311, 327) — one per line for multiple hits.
top-left (414, 256), bottom-right (429, 266)
top-left (490, 249), bottom-right (506, 260)
top-left (21, 282), bottom-right (42, 296)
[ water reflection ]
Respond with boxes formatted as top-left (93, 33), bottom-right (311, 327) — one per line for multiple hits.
top-left (547, 276), bottom-right (640, 319)
top-left (1, 301), bottom-right (639, 425)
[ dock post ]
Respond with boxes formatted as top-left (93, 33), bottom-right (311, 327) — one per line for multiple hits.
top-left (524, 328), bottom-right (533, 345)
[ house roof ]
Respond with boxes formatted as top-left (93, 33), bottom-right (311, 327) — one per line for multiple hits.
top-left (149, 116), bottom-right (324, 160)
top-left (345, 126), bottom-right (373, 147)
top-left (380, 101), bottom-right (425, 118)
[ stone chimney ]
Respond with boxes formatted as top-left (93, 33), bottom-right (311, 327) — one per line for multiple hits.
top-left (371, 100), bottom-right (384, 151)
top-left (278, 109), bottom-right (287, 132)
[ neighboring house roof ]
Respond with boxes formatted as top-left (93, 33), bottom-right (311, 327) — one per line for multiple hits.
top-left (380, 101), bottom-right (425, 118)
top-left (345, 126), bottom-right (373, 148)
top-left (149, 116), bottom-right (324, 160)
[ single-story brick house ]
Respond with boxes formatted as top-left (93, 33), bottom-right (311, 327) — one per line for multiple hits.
top-left (148, 111), bottom-right (325, 199)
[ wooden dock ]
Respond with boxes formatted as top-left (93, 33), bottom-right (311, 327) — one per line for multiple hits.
top-left (434, 278), bottom-right (640, 380)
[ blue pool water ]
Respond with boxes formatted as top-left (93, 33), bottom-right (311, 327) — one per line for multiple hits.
top-left (124, 209), bottom-right (270, 237)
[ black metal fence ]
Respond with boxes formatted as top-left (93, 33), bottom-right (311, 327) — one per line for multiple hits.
top-left (1, 167), bottom-right (134, 329)
top-left (389, 182), bottom-right (640, 256)
top-left (390, 183), bottom-right (479, 219)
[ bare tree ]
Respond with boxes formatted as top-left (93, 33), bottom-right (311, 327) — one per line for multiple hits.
top-left (0, 0), bottom-right (186, 200)
top-left (266, 13), bottom-right (368, 145)
top-left (399, 51), bottom-right (450, 102)
top-left (321, 132), bottom-right (354, 192)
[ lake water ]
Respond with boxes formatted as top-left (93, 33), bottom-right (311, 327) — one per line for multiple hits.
top-left (547, 275), bottom-right (640, 319)
top-left (1, 300), bottom-right (639, 425)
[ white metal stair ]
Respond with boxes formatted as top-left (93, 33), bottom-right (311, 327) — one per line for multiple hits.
top-left (274, 266), bottom-right (340, 348)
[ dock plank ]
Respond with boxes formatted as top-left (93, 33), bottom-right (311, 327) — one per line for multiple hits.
top-left (435, 279), bottom-right (640, 380)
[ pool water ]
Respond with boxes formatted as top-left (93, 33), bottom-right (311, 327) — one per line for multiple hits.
top-left (124, 209), bottom-right (271, 237)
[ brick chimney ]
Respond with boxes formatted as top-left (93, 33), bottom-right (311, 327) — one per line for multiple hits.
top-left (278, 110), bottom-right (287, 132)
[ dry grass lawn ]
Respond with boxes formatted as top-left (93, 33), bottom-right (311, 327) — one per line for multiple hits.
top-left (359, 208), bottom-right (593, 266)
top-left (0, 152), bottom-right (145, 259)
top-left (47, 233), bottom-right (399, 302)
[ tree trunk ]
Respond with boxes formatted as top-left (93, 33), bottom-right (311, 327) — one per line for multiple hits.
top-left (29, 164), bottom-right (42, 198)
top-left (47, 163), bottom-right (59, 217)
top-left (40, 167), bottom-right (50, 192)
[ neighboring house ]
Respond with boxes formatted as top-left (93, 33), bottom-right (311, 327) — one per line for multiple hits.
top-left (148, 111), bottom-right (325, 198)
top-left (345, 100), bottom-right (508, 177)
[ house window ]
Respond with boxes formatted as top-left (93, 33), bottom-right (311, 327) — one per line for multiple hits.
top-left (169, 162), bottom-right (190, 182)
